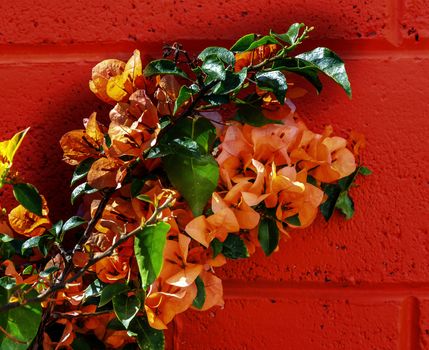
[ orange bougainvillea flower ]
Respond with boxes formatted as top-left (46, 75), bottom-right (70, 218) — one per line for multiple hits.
top-left (193, 270), bottom-right (224, 311)
top-left (2, 260), bottom-right (38, 285)
top-left (291, 126), bottom-right (356, 183)
top-left (60, 112), bottom-right (104, 166)
top-left (348, 130), bottom-right (366, 159)
top-left (8, 196), bottom-right (50, 237)
top-left (87, 157), bottom-right (126, 190)
top-left (89, 59), bottom-right (126, 104)
top-left (159, 234), bottom-right (203, 287)
top-left (42, 319), bottom-right (75, 350)
top-left (186, 202), bottom-right (239, 248)
top-left (234, 44), bottom-right (280, 72)
top-left (93, 246), bottom-right (133, 284)
top-left (154, 75), bottom-right (181, 116)
top-left (145, 282), bottom-right (197, 330)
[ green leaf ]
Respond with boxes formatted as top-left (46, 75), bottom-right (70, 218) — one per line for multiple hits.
top-left (296, 47), bottom-right (352, 97)
top-left (335, 191), bottom-right (355, 219)
top-left (320, 184), bottom-right (341, 221)
top-left (235, 104), bottom-right (282, 127)
top-left (222, 234), bottom-right (249, 259)
top-left (131, 178), bottom-right (145, 198)
top-left (210, 238), bottom-right (223, 258)
top-left (21, 236), bottom-right (44, 254)
top-left (136, 194), bottom-right (152, 203)
top-left (255, 71), bottom-right (287, 103)
top-left (258, 218), bottom-right (279, 256)
top-left (271, 58), bottom-right (323, 93)
top-left (173, 84), bottom-right (199, 115)
top-left (62, 216), bottom-right (86, 232)
top-left (192, 276), bottom-right (206, 309)
top-left (147, 138), bottom-right (201, 159)
top-left (359, 166), bottom-right (372, 176)
top-left (198, 47), bottom-right (235, 67)
top-left (246, 35), bottom-right (280, 51)
top-left (71, 158), bottom-right (96, 186)
top-left (134, 222), bottom-right (170, 288)
top-left (83, 279), bottom-right (105, 301)
top-left (129, 317), bottom-right (164, 350)
top-left (285, 213), bottom-right (301, 226)
top-left (0, 276), bottom-right (16, 290)
top-left (113, 294), bottom-right (140, 329)
top-left (161, 117), bottom-right (217, 154)
top-left (71, 335), bottom-right (92, 350)
top-left (39, 266), bottom-right (60, 277)
top-left (213, 68), bottom-right (247, 95)
top-left (161, 117), bottom-right (218, 216)
top-left (230, 33), bottom-right (256, 52)
top-left (99, 283), bottom-right (130, 307)
top-left (201, 55), bottom-right (226, 83)
top-left (0, 288), bottom-right (42, 350)
top-left (203, 94), bottom-right (230, 106)
top-left (270, 23), bottom-right (305, 45)
top-left (143, 59), bottom-right (188, 79)
top-left (12, 183), bottom-right (42, 216)
top-left (164, 154), bottom-right (218, 216)
top-left (71, 182), bottom-right (98, 205)
top-left (48, 220), bottom-right (63, 237)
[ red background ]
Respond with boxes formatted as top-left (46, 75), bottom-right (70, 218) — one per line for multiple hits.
top-left (0, 1), bottom-right (428, 349)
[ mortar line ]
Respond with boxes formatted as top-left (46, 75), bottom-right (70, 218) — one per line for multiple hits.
top-left (223, 281), bottom-right (429, 301)
top-left (398, 296), bottom-right (421, 350)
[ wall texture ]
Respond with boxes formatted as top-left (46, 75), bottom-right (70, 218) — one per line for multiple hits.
top-left (0, 1), bottom-right (428, 349)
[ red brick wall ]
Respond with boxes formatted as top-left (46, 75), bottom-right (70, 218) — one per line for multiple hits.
top-left (0, 1), bottom-right (428, 349)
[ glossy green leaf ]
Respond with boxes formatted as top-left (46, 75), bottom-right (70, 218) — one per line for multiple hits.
top-left (0, 288), bottom-right (42, 350)
top-left (99, 283), bottom-right (130, 307)
top-left (255, 71), bottom-right (287, 103)
top-left (246, 35), bottom-right (280, 51)
top-left (198, 47), bottom-right (235, 67)
top-left (258, 218), bottom-right (279, 256)
top-left (113, 294), bottom-right (140, 329)
top-left (71, 158), bottom-right (96, 186)
top-left (147, 138), bottom-right (201, 159)
top-left (134, 222), bottom-right (170, 288)
top-left (173, 84), bottom-right (199, 115)
top-left (271, 58), bottom-right (323, 93)
top-left (192, 276), bottom-right (206, 309)
top-left (129, 317), bottom-right (164, 350)
top-left (39, 266), bottom-right (60, 277)
top-left (71, 182), bottom-right (98, 205)
top-left (62, 216), bottom-right (86, 232)
top-left (235, 104), bottom-right (282, 127)
top-left (222, 234), bottom-right (249, 259)
top-left (213, 68), bottom-right (247, 95)
top-left (335, 191), bottom-right (355, 219)
top-left (143, 59), bottom-right (188, 79)
top-left (230, 33), bottom-right (256, 52)
top-left (21, 236), bottom-right (45, 254)
top-left (203, 94), bottom-right (230, 106)
top-left (131, 178), bottom-right (145, 198)
top-left (270, 23), bottom-right (305, 45)
top-left (296, 47), bottom-right (352, 96)
top-left (12, 183), bottom-right (42, 216)
top-left (83, 279), bottom-right (105, 301)
top-left (164, 154), bottom-right (218, 216)
top-left (0, 276), bottom-right (16, 290)
top-left (201, 55), bottom-right (226, 82)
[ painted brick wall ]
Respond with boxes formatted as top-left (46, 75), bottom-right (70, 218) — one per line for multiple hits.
top-left (0, 1), bottom-right (428, 349)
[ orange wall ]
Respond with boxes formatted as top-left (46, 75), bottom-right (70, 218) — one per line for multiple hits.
top-left (0, 1), bottom-right (428, 349)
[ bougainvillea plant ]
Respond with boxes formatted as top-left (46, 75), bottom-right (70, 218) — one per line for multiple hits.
top-left (0, 23), bottom-right (370, 349)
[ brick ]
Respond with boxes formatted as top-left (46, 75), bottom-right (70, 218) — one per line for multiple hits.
top-left (401, 0), bottom-right (429, 40)
top-left (176, 296), bottom-right (400, 349)
top-left (0, 0), bottom-right (389, 45)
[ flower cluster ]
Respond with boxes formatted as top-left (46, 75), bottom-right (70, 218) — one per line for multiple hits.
top-left (0, 24), bottom-right (369, 350)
